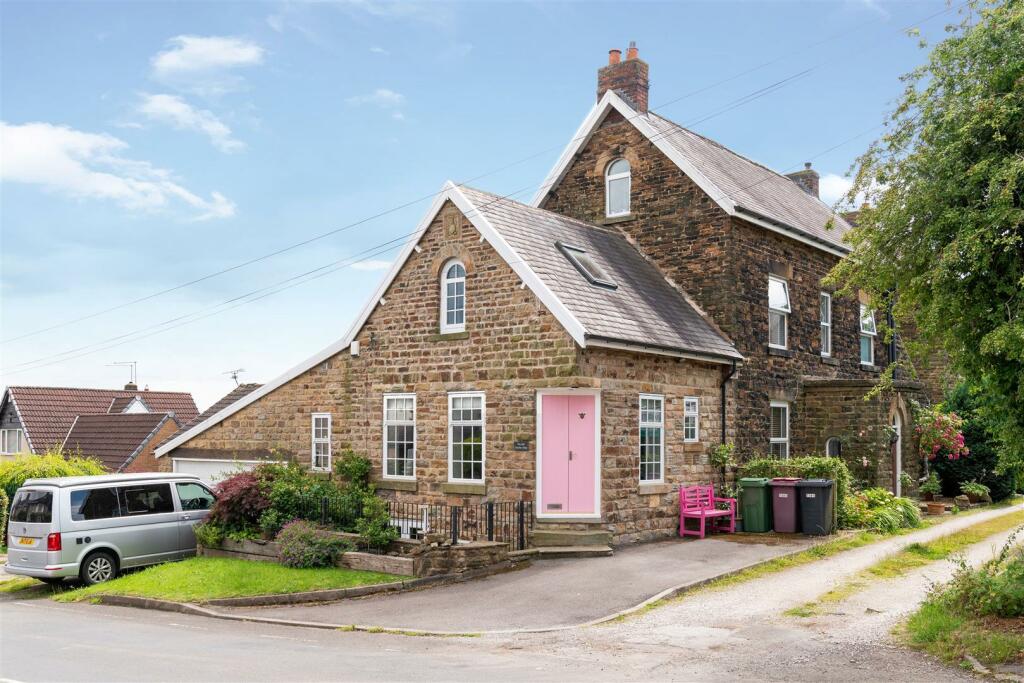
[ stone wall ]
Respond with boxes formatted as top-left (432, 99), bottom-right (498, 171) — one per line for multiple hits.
top-left (792, 379), bottom-right (925, 493)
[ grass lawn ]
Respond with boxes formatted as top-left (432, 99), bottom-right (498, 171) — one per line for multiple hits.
top-left (785, 508), bottom-right (1024, 618)
top-left (904, 599), bottom-right (1024, 667)
top-left (55, 557), bottom-right (406, 603)
top-left (0, 577), bottom-right (41, 594)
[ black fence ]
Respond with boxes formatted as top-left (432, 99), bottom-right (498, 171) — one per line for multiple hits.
top-left (292, 495), bottom-right (533, 551)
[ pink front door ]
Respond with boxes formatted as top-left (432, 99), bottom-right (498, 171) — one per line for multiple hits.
top-left (540, 394), bottom-right (597, 516)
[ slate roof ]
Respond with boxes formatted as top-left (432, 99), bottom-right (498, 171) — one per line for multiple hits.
top-left (460, 186), bottom-right (742, 361)
top-left (63, 413), bottom-right (174, 471)
top-left (4, 386), bottom-right (199, 452)
top-left (644, 112), bottom-right (852, 251)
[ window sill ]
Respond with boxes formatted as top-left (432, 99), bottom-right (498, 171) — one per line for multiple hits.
top-left (639, 483), bottom-right (673, 495)
top-left (600, 213), bottom-right (636, 225)
top-left (860, 364), bottom-right (881, 373)
top-left (429, 331), bottom-right (469, 342)
top-left (768, 347), bottom-right (793, 358)
top-left (441, 482), bottom-right (487, 495)
top-left (821, 356), bottom-right (839, 367)
top-left (375, 479), bottom-right (418, 492)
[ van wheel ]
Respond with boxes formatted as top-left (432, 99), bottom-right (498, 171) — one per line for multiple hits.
top-left (80, 551), bottom-right (118, 585)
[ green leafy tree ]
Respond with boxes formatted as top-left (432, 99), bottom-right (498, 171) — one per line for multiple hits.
top-left (826, 0), bottom-right (1024, 475)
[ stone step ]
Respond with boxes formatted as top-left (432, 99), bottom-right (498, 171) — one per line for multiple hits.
top-left (536, 545), bottom-right (613, 559)
top-left (530, 529), bottom-right (613, 547)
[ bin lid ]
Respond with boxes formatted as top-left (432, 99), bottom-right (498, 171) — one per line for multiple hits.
top-left (739, 477), bottom-right (770, 487)
top-left (796, 478), bottom-right (834, 488)
top-left (769, 477), bottom-right (801, 486)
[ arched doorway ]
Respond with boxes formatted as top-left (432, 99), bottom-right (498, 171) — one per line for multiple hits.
top-left (892, 413), bottom-right (903, 496)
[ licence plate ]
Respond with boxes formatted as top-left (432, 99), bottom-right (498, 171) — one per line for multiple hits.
top-left (17, 537), bottom-right (35, 546)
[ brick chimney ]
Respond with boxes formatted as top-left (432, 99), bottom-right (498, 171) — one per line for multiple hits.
top-left (785, 162), bottom-right (820, 198)
top-left (124, 382), bottom-right (138, 391)
top-left (597, 41), bottom-right (649, 113)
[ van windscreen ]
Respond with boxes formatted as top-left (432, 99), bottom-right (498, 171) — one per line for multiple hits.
top-left (10, 490), bottom-right (53, 523)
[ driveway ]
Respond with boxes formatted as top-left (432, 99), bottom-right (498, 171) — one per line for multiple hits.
top-left (219, 533), bottom-right (819, 632)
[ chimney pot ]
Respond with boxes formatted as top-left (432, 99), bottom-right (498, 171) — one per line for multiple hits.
top-left (804, 162), bottom-right (812, 170)
top-left (124, 382), bottom-right (138, 391)
top-left (596, 42), bottom-right (649, 113)
top-left (626, 41), bottom-right (638, 61)
top-left (608, 49), bottom-right (621, 65)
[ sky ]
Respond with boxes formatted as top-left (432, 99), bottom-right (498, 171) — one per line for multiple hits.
top-left (0, 0), bottom-right (958, 409)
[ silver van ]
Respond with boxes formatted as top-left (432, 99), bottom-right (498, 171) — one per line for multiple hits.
top-left (4, 473), bottom-right (215, 585)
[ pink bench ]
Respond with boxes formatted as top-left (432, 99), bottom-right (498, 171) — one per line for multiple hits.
top-left (679, 485), bottom-right (736, 539)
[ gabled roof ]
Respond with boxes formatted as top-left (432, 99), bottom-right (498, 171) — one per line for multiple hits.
top-left (156, 182), bottom-right (741, 456)
top-left (108, 395), bottom-right (150, 414)
top-left (3, 386), bottom-right (199, 452)
top-left (532, 90), bottom-right (852, 256)
top-left (62, 412), bottom-right (176, 471)
top-left (459, 186), bottom-right (741, 360)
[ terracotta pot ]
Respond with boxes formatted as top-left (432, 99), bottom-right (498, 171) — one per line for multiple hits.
top-left (926, 501), bottom-right (946, 516)
top-left (965, 493), bottom-right (982, 504)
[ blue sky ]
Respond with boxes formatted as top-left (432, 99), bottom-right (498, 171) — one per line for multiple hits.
top-left (1, 0), bottom-right (954, 408)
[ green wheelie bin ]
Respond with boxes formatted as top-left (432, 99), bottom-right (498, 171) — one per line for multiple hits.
top-left (739, 477), bottom-right (772, 532)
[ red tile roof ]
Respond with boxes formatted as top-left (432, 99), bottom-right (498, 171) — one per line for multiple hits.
top-left (63, 413), bottom-right (175, 471)
top-left (6, 386), bottom-right (198, 453)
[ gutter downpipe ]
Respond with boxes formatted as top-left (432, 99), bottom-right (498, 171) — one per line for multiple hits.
top-left (720, 360), bottom-right (738, 443)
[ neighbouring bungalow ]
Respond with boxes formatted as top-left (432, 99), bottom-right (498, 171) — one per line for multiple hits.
top-left (156, 44), bottom-right (944, 544)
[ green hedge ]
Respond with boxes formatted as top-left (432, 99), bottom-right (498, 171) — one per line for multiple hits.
top-left (0, 451), bottom-right (106, 500)
top-left (738, 456), bottom-right (853, 528)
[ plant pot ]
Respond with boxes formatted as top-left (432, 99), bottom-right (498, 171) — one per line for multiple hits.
top-left (926, 501), bottom-right (946, 516)
top-left (921, 492), bottom-right (935, 502)
top-left (965, 493), bottom-right (981, 504)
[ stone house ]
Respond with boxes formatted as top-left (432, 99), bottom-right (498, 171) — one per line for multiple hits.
top-left (157, 44), bottom-right (925, 543)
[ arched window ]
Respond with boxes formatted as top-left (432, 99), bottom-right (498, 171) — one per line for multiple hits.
top-left (605, 159), bottom-right (631, 217)
top-left (825, 437), bottom-right (842, 457)
top-left (440, 260), bottom-right (466, 333)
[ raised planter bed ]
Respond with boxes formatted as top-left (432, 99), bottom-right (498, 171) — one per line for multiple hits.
top-left (200, 539), bottom-right (416, 576)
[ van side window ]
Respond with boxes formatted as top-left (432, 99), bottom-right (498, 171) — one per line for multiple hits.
top-left (10, 490), bottom-right (52, 523)
top-left (120, 484), bottom-right (174, 515)
top-left (176, 482), bottom-right (215, 511)
top-left (70, 488), bottom-right (122, 521)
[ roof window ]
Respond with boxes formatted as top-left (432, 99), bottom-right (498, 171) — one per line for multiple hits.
top-left (556, 242), bottom-right (617, 289)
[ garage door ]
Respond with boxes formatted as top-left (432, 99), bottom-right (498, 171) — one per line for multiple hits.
top-left (171, 458), bottom-right (262, 484)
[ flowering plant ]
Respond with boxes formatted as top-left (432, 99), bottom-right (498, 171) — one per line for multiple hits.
top-left (915, 407), bottom-right (969, 461)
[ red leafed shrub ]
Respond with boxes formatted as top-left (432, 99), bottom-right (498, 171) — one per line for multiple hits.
top-left (209, 471), bottom-right (270, 531)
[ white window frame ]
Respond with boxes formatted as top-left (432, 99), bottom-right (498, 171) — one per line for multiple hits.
top-left (311, 413), bottom-right (332, 471)
top-left (639, 394), bottom-right (665, 483)
top-left (769, 401), bottom-right (790, 460)
top-left (448, 391), bottom-right (485, 483)
top-left (440, 259), bottom-right (466, 334)
top-left (1, 428), bottom-right (24, 455)
top-left (768, 276), bottom-right (791, 350)
top-left (605, 158), bottom-right (631, 217)
top-left (860, 304), bottom-right (877, 366)
top-left (382, 394), bottom-right (416, 481)
top-left (820, 292), bottom-right (832, 357)
top-left (683, 397), bottom-right (699, 443)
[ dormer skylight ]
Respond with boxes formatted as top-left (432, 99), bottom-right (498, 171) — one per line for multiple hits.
top-left (556, 241), bottom-right (617, 289)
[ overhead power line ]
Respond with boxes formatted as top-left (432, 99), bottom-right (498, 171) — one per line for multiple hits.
top-left (0, 0), bottom-right (964, 348)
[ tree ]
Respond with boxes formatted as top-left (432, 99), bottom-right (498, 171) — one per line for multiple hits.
top-left (826, 0), bottom-right (1023, 476)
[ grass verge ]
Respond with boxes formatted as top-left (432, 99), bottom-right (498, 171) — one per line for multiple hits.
top-left (54, 557), bottom-right (406, 603)
top-left (785, 509), bottom-right (1024, 618)
top-left (903, 600), bottom-right (1024, 667)
top-left (0, 577), bottom-right (41, 594)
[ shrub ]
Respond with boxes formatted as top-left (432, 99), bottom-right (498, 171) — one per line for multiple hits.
top-left (931, 384), bottom-right (1017, 501)
top-left (356, 493), bottom-right (398, 549)
top-left (334, 450), bottom-right (372, 489)
top-left (843, 487), bottom-right (921, 533)
top-left (920, 472), bottom-right (943, 496)
top-left (276, 520), bottom-right (351, 568)
top-left (0, 450), bottom-right (106, 500)
top-left (739, 456), bottom-right (853, 527)
top-left (939, 531), bottom-right (1024, 618)
top-left (192, 520), bottom-right (225, 548)
top-left (0, 488), bottom-right (8, 541)
top-left (960, 480), bottom-right (991, 499)
top-left (208, 471), bottom-right (270, 532)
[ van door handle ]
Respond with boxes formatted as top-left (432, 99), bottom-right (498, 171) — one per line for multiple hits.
top-left (181, 514), bottom-right (191, 520)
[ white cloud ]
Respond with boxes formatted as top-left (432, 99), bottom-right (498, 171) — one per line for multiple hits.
top-left (345, 88), bottom-right (405, 108)
top-left (151, 35), bottom-right (264, 95)
top-left (0, 121), bottom-right (235, 221)
top-left (137, 93), bottom-right (244, 153)
top-left (820, 173), bottom-right (854, 206)
top-left (350, 259), bottom-right (393, 271)
top-left (369, 46), bottom-right (390, 55)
